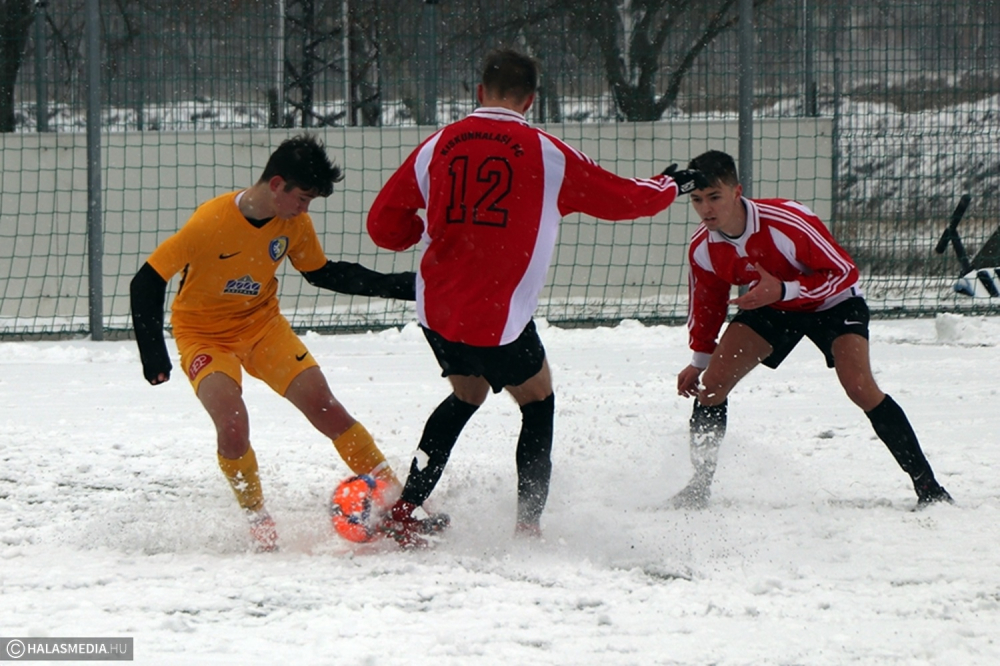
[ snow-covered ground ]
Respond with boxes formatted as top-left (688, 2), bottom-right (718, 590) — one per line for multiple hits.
top-left (2, 316), bottom-right (999, 665)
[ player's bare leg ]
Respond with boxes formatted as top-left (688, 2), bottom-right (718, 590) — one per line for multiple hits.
top-left (831, 333), bottom-right (883, 411)
top-left (284, 366), bottom-right (356, 438)
top-left (198, 372), bottom-right (252, 460)
top-left (832, 334), bottom-right (952, 506)
top-left (198, 372), bottom-right (278, 551)
top-left (696, 323), bottom-right (772, 407)
top-left (284, 367), bottom-right (401, 492)
top-left (672, 323), bottom-right (772, 509)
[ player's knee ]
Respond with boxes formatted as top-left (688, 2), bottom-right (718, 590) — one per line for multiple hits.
top-left (508, 368), bottom-right (553, 405)
top-left (837, 371), bottom-right (882, 410)
top-left (452, 384), bottom-right (489, 406)
top-left (212, 412), bottom-right (248, 440)
top-left (697, 371), bottom-right (733, 405)
top-left (842, 382), bottom-right (883, 411)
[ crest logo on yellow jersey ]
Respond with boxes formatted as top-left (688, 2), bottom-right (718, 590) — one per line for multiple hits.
top-left (223, 275), bottom-right (261, 296)
top-left (269, 236), bottom-right (289, 262)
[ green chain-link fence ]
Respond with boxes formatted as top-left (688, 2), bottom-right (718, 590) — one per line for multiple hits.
top-left (1, 0), bottom-right (998, 338)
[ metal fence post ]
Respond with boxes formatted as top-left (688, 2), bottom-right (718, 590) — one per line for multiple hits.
top-left (803, 0), bottom-right (818, 117)
top-left (417, 0), bottom-right (438, 125)
top-left (830, 1), bottom-right (844, 232)
top-left (33, 1), bottom-right (47, 132)
top-left (270, 0), bottom-right (285, 128)
top-left (85, 0), bottom-right (103, 340)
top-left (342, 0), bottom-right (354, 126)
top-left (738, 0), bottom-right (754, 198)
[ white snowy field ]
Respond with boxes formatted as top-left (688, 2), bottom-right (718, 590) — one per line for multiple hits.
top-left (2, 315), bottom-right (999, 665)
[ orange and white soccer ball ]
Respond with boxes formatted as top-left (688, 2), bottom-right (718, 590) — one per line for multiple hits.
top-left (329, 474), bottom-right (390, 543)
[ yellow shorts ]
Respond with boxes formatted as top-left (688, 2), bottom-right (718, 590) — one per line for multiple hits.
top-left (174, 315), bottom-right (318, 396)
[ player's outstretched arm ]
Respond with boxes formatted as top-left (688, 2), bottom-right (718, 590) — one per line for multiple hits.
top-left (130, 262), bottom-right (172, 385)
top-left (301, 260), bottom-right (416, 301)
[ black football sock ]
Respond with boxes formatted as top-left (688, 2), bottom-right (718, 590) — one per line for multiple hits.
top-left (515, 394), bottom-right (555, 527)
top-left (400, 394), bottom-right (479, 507)
top-left (689, 398), bottom-right (727, 486)
top-left (865, 394), bottom-right (939, 491)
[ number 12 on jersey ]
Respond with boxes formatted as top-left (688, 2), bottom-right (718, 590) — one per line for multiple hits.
top-left (446, 156), bottom-right (513, 227)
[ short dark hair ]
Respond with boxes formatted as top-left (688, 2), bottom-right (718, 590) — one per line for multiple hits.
top-left (259, 133), bottom-right (344, 197)
top-left (688, 150), bottom-right (740, 189)
top-left (481, 49), bottom-right (539, 102)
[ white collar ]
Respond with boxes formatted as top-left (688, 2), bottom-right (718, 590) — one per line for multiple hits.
top-left (469, 107), bottom-right (529, 124)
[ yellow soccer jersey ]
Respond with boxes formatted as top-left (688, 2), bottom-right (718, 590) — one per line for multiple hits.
top-left (147, 191), bottom-right (327, 340)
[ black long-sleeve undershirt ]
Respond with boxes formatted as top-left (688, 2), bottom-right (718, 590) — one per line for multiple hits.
top-left (130, 262), bottom-right (172, 384)
top-left (301, 261), bottom-right (416, 301)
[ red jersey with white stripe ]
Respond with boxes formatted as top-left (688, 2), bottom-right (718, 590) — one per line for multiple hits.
top-left (687, 197), bottom-right (861, 364)
top-left (368, 107), bottom-right (681, 346)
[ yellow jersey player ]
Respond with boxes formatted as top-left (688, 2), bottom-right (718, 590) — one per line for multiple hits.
top-left (129, 134), bottom-right (414, 551)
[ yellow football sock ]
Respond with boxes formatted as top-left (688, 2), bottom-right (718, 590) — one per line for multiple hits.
top-left (333, 422), bottom-right (401, 487)
top-left (217, 446), bottom-right (265, 512)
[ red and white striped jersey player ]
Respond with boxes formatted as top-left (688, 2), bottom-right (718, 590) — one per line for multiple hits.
top-left (366, 48), bottom-right (704, 545)
top-left (673, 149), bottom-right (952, 510)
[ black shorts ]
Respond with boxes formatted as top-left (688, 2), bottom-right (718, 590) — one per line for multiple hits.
top-left (422, 320), bottom-right (547, 393)
top-left (731, 296), bottom-right (870, 369)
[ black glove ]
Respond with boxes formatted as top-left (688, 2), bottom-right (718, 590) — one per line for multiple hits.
top-left (662, 164), bottom-right (709, 195)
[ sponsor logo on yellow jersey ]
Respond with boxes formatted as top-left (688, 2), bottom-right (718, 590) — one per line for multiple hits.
top-left (223, 275), bottom-right (262, 296)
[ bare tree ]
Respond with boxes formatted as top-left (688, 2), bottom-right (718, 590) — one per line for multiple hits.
top-left (374, 0), bottom-right (443, 126)
top-left (346, 0), bottom-right (386, 126)
top-left (452, 0), bottom-right (772, 121)
top-left (6, 0), bottom-right (995, 131)
top-left (0, 0), bottom-right (33, 132)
